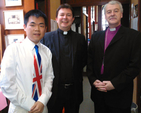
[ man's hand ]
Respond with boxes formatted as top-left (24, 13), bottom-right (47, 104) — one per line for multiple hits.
top-left (29, 101), bottom-right (44, 113)
top-left (93, 80), bottom-right (107, 92)
top-left (93, 80), bottom-right (115, 92)
top-left (103, 81), bottom-right (115, 91)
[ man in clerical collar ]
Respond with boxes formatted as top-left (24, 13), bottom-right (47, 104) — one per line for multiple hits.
top-left (87, 0), bottom-right (141, 113)
top-left (41, 3), bottom-right (87, 113)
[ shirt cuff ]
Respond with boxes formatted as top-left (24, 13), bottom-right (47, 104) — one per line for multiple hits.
top-left (38, 93), bottom-right (51, 106)
top-left (21, 96), bottom-right (35, 111)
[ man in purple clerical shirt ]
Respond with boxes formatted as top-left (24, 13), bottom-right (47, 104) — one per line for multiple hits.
top-left (87, 1), bottom-right (141, 113)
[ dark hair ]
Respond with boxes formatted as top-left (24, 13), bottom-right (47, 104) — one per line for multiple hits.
top-left (24, 9), bottom-right (47, 26)
top-left (56, 3), bottom-right (74, 18)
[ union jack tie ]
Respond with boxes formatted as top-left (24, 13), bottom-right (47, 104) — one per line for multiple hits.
top-left (32, 45), bottom-right (42, 101)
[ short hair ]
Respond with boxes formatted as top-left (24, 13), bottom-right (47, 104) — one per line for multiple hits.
top-left (24, 9), bottom-right (47, 26)
top-left (56, 3), bottom-right (74, 18)
top-left (103, 0), bottom-right (123, 14)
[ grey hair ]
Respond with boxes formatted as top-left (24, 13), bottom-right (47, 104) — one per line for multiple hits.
top-left (103, 0), bottom-right (123, 14)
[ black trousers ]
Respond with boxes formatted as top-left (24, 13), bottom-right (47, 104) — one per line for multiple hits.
top-left (94, 100), bottom-right (131, 113)
top-left (48, 84), bottom-right (80, 113)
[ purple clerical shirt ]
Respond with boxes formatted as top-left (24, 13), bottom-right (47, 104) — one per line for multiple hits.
top-left (101, 25), bottom-right (121, 74)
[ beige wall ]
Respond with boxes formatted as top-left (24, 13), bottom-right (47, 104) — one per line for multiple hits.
top-left (50, 0), bottom-right (60, 20)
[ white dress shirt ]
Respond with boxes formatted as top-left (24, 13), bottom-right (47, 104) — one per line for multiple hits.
top-left (0, 37), bottom-right (54, 113)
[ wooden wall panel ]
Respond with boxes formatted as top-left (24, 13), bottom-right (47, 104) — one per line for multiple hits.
top-left (62, 0), bottom-right (130, 7)
top-left (24, 0), bottom-right (35, 13)
top-left (75, 0), bottom-right (91, 3)
top-left (0, 25), bottom-right (2, 63)
top-left (97, 5), bottom-right (102, 31)
top-left (65, 0), bottom-right (75, 4)
top-left (138, 0), bottom-right (141, 32)
top-left (0, 0), bottom-right (35, 58)
top-left (137, 1), bottom-right (141, 112)
top-left (101, 0), bottom-right (130, 3)
top-left (0, 0), bottom-right (6, 55)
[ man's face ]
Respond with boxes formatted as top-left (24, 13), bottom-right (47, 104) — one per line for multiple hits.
top-left (56, 8), bottom-right (74, 31)
top-left (24, 16), bottom-right (46, 44)
top-left (105, 4), bottom-right (123, 28)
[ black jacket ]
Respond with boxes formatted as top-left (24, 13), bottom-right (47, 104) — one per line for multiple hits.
top-left (41, 29), bottom-right (87, 108)
top-left (87, 26), bottom-right (141, 108)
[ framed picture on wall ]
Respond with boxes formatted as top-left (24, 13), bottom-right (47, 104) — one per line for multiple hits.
top-left (3, 10), bottom-right (24, 30)
top-left (5, 0), bottom-right (22, 7)
top-left (5, 34), bottom-right (25, 47)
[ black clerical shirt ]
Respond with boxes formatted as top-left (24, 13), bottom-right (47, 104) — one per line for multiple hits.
top-left (58, 29), bottom-right (74, 84)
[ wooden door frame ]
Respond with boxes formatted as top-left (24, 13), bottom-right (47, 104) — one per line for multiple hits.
top-left (137, 0), bottom-right (141, 112)
top-left (138, 0), bottom-right (141, 32)
top-left (0, 25), bottom-right (2, 63)
top-left (45, 0), bottom-right (51, 32)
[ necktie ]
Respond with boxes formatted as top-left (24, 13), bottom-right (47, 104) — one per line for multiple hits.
top-left (32, 45), bottom-right (42, 101)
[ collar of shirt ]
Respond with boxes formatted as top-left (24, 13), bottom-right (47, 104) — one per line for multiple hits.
top-left (107, 24), bottom-right (121, 33)
top-left (24, 37), bottom-right (41, 51)
top-left (58, 28), bottom-right (72, 36)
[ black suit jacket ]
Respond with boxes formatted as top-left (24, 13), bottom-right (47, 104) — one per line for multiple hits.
top-left (41, 29), bottom-right (87, 108)
top-left (87, 26), bottom-right (141, 108)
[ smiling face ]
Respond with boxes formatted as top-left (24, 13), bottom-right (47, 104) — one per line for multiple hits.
top-left (24, 16), bottom-right (46, 44)
top-left (56, 8), bottom-right (74, 31)
top-left (105, 3), bottom-right (123, 28)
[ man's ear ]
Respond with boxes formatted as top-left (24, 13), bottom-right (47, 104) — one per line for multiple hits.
top-left (72, 17), bottom-right (75, 23)
top-left (121, 13), bottom-right (123, 18)
top-left (23, 24), bottom-right (26, 31)
top-left (55, 18), bottom-right (58, 23)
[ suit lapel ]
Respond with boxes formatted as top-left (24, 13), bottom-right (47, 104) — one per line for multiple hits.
top-left (108, 26), bottom-right (124, 47)
top-left (99, 31), bottom-right (105, 51)
top-left (98, 26), bottom-right (125, 52)
top-left (71, 31), bottom-right (77, 66)
top-left (53, 30), bottom-right (60, 63)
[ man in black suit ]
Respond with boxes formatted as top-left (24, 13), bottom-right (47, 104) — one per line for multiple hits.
top-left (41, 3), bottom-right (87, 113)
top-left (87, 1), bottom-right (141, 113)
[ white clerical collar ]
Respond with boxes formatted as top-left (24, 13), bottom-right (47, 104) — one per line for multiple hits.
top-left (109, 28), bottom-right (116, 31)
top-left (63, 31), bottom-right (68, 35)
